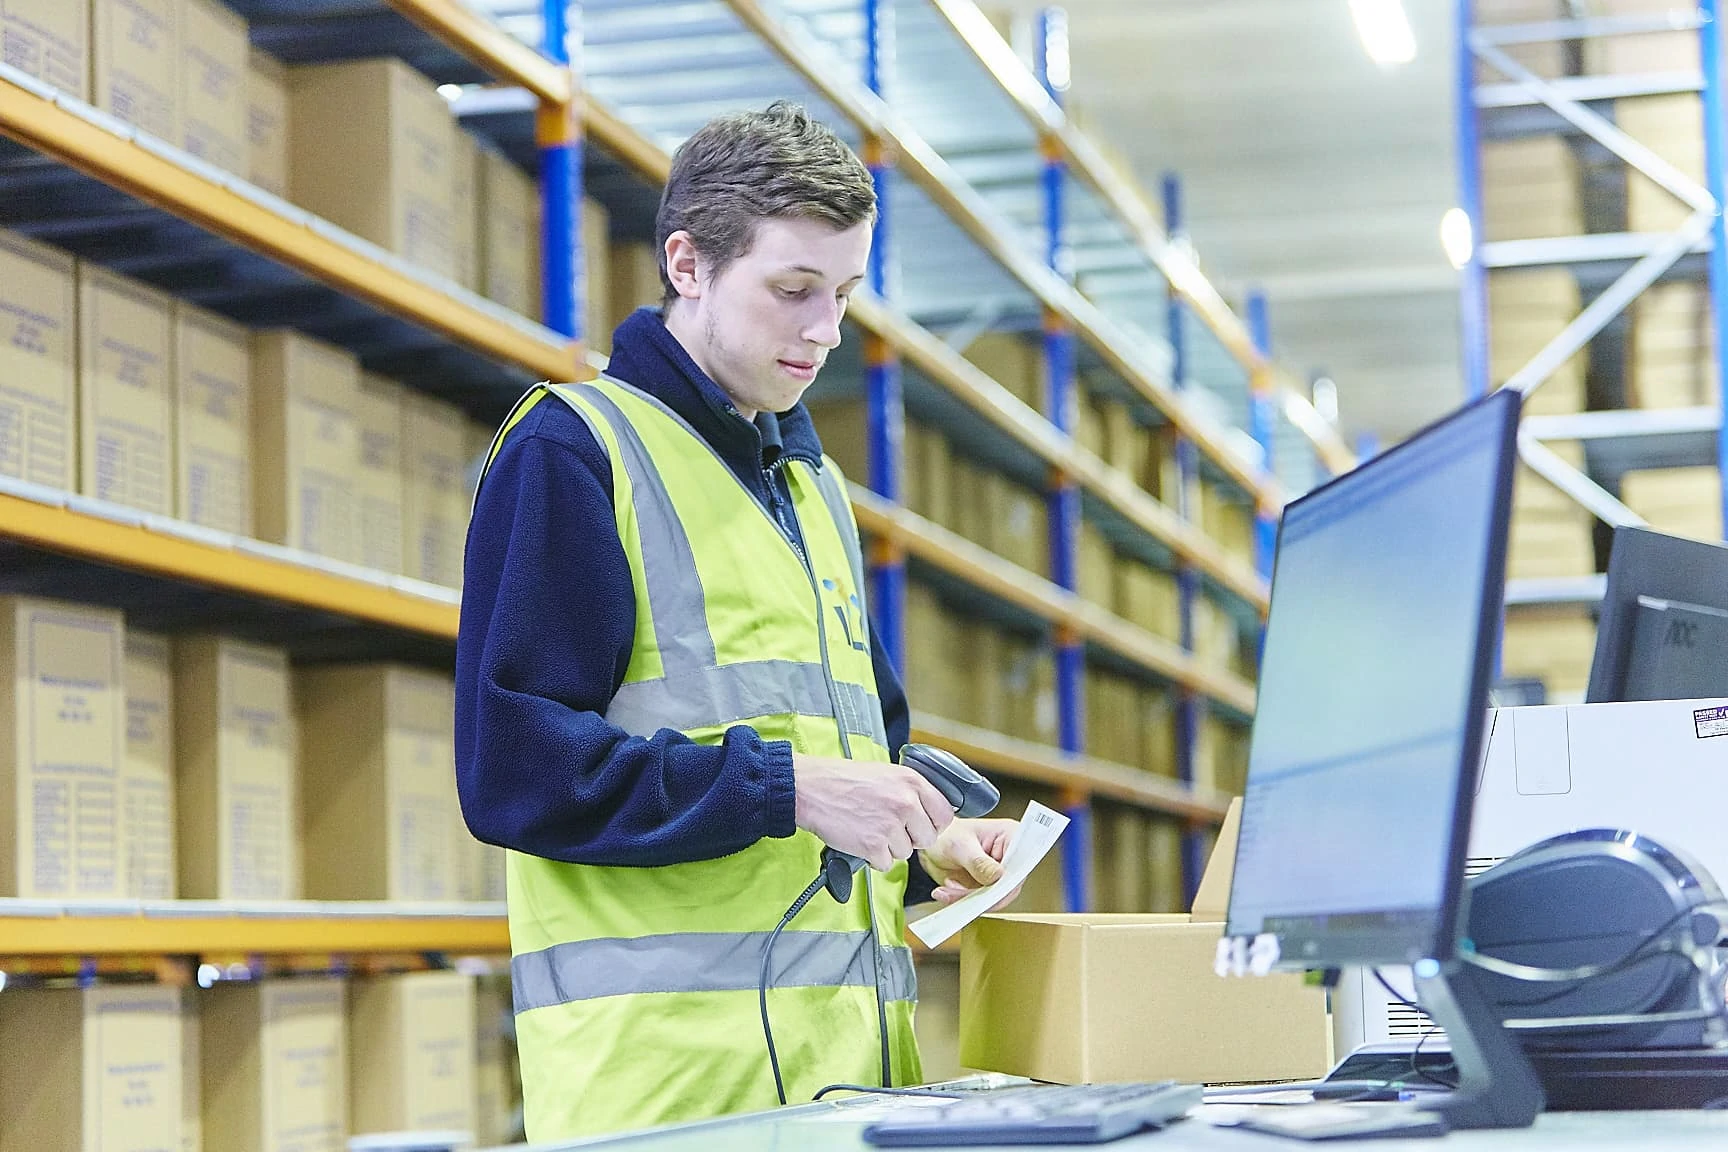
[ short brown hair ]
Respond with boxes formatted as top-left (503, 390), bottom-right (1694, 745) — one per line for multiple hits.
top-left (654, 101), bottom-right (876, 305)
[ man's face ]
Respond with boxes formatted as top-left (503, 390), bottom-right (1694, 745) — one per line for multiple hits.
top-left (671, 216), bottom-right (872, 418)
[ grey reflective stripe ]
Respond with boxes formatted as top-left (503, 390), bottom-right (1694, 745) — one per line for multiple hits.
top-left (810, 462), bottom-right (869, 630)
top-left (609, 658), bottom-right (885, 741)
top-left (511, 931), bottom-right (917, 1012)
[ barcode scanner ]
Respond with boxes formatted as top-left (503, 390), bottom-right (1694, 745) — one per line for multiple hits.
top-left (820, 744), bottom-right (1001, 903)
top-left (762, 744), bottom-right (1000, 1105)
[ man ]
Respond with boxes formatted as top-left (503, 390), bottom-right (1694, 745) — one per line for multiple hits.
top-left (456, 101), bottom-right (1019, 1142)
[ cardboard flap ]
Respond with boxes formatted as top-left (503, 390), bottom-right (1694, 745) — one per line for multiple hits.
top-left (1190, 797), bottom-right (1242, 920)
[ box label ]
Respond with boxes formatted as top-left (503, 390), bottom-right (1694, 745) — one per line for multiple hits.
top-left (83, 274), bottom-right (172, 515)
top-left (87, 986), bottom-right (183, 1152)
top-left (264, 982), bottom-right (345, 1152)
top-left (96, 0), bottom-right (178, 141)
top-left (403, 979), bottom-right (475, 1129)
top-left (180, 0), bottom-right (245, 173)
top-left (1, 1), bottom-right (87, 95)
top-left (219, 647), bottom-right (292, 899)
top-left (1694, 705), bottom-right (1728, 740)
top-left (176, 311), bottom-right (251, 534)
top-left (0, 234), bottom-right (74, 489)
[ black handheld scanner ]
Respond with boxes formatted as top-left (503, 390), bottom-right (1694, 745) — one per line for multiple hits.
top-left (821, 744), bottom-right (999, 902)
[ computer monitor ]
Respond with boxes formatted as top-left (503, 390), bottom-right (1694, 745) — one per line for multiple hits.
top-left (1586, 527), bottom-right (1728, 703)
top-left (1225, 388), bottom-right (1542, 1129)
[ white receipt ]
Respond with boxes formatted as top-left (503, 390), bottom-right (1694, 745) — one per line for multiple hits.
top-left (907, 801), bottom-right (1070, 948)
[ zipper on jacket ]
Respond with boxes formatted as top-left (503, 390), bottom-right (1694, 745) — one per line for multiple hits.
top-left (775, 463), bottom-right (854, 761)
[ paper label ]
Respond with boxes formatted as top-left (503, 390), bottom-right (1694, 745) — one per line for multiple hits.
top-left (1696, 705), bottom-right (1728, 740)
top-left (907, 801), bottom-right (1070, 948)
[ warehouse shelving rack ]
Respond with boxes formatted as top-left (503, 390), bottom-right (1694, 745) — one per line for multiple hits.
top-left (1458, 0), bottom-right (1728, 615)
top-left (0, 0), bottom-right (1332, 972)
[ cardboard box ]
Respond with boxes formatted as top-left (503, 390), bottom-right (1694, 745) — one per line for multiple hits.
top-left (1113, 558), bottom-right (1179, 639)
top-left (289, 58), bottom-right (458, 279)
top-left (174, 303), bottom-right (252, 535)
top-left (1000, 635), bottom-right (1058, 745)
top-left (125, 629), bottom-right (176, 899)
top-left (349, 971), bottom-right (476, 1135)
top-left (180, 0), bottom-right (247, 174)
top-left (355, 373), bottom-right (405, 575)
top-left (0, 229), bottom-right (76, 489)
top-left (252, 329), bottom-right (361, 562)
top-left (0, 984), bottom-right (185, 1151)
top-left (1138, 685), bottom-right (1178, 777)
top-left (607, 239), bottom-right (662, 334)
top-left (79, 265), bottom-right (174, 514)
top-left (245, 48), bottom-right (289, 197)
top-left (582, 196), bottom-right (611, 350)
top-left (1076, 521), bottom-right (1114, 607)
top-left (1502, 608), bottom-right (1598, 699)
top-left (960, 803), bottom-right (1331, 1085)
top-left (989, 473), bottom-right (1048, 577)
top-left (183, 988), bottom-right (202, 1152)
top-left (478, 147), bottom-right (539, 316)
top-left (0, 597), bottom-right (125, 897)
top-left (963, 331), bottom-right (1042, 410)
top-left (905, 422), bottom-right (952, 527)
top-left (298, 664), bottom-right (458, 901)
top-left (1, 0), bottom-right (88, 97)
top-left (1622, 466), bottom-right (1722, 542)
top-left (449, 129), bottom-right (481, 294)
top-left (92, 0), bottom-right (179, 141)
top-left (1481, 137), bottom-right (1581, 242)
top-left (473, 975), bottom-right (516, 1146)
top-left (202, 978), bottom-right (347, 1152)
top-left (175, 637), bottom-right (297, 900)
top-left (402, 393), bottom-right (469, 588)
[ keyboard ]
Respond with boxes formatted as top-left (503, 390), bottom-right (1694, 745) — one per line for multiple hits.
top-left (860, 1081), bottom-right (1203, 1146)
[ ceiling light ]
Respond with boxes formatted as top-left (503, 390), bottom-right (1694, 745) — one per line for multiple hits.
top-left (437, 83), bottom-right (464, 101)
top-left (1312, 377), bottom-right (1340, 425)
top-left (1349, 0), bottom-right (1416, 66)
top-left (1440, 208), bottom-right (1474, 270)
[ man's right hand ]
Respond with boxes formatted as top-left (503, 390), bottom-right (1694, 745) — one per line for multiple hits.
top-left (792, 755), bottom-right (956, 872)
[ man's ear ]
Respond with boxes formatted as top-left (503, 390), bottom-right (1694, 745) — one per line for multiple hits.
top-left (664, 231), bottom-right (702, 301)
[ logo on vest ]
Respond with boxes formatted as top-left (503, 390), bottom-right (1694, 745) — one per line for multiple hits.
top-left (821, 578), bottom-right (869, 653)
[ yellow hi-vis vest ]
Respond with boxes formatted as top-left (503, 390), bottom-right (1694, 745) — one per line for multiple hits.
top-left (482, 377), bottom-right (921, 1141)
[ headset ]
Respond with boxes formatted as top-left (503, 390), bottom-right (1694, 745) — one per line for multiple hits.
top-left (759, 744), bottom-right (999, 1105)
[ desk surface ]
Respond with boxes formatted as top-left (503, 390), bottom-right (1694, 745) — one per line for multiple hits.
top-left (523, 1100), bottom-right (1728, 1150)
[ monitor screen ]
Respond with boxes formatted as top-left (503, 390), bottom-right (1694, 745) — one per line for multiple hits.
top-left (1225, 390), bottom-right (1518, 968)
top-left (1587, 527), bottom-right (1728, 703)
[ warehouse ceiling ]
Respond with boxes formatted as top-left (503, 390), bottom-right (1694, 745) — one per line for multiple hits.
top-left (992, 0), bottom-right (1463, 444)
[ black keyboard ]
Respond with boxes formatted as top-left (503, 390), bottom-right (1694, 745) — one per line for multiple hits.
top-left (860, 1081), bottom-right (1203, 1146)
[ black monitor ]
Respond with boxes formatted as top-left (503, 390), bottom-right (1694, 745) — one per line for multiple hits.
top-left (1587, 527), bottom-right (1728, 704)
top-left (1225, 389), bottom-right (1543, 1129)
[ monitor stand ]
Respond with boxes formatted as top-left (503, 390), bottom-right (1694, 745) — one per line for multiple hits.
top-left (1413, 958), bottom-right (1545, 1129)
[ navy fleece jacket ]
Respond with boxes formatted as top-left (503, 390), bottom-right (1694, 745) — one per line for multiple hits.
top-left (455, 307), bottom-right (934, 905)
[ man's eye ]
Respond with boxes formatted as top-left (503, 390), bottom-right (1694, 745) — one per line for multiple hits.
top-left (777, 286), bottom-right (808, 299)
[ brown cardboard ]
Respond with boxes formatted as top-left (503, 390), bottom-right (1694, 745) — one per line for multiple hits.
top-left (402, 392), bottom-right (469, 588)
top-left (477, 146), bottom-right (539, 316)
top-left (288, 58), bottom-right (458, 279)
top-left (0, 597), bottom-right (125, 897)
top-left (174, 303), bottom-right (252, 535)
top-left (92, 0), bottom-right (180, 142)
top-left (179, 0), bottom-right (247, 174)
top-left (0, 985), bottom-right (184, 1151)
top-left (348, 971), bottom-right (476, 1135)
top-left (473, 975), bottom-right (516, 1146)
top-left (960, 806), bottom-right (1330, 1085)
top-left (201, 978), bottom-right (347, 1152)
top-left (1190, 797), bottom-right (1242, 919)
top-left (451, 129), bottom-right (480, 293)
top-left (355, 373), bottom-right (405, 575)
top-left (251, 329), bottom-right (361, 562)
top-left (0, 229), bottom-right (77, 489)
top-left (582, 196), bottom-right (611, 350)
top-left (297, 664), bottom-right (457, 901)
top-left (607, 239), bottom-right (662, 334)
top-left (245, 48), bottom-right (290, 197)
top-left (1, 0), bottom-right (88, 97)
top-left (182, 988), bottom-right (202, 1152)
top-left (124, 629), bottom-right (176, 899)
top-left (174, 637), bottom-right (297, 899)
top-left (78, 265), bottom-right (175, 514)
top-left (962, 331), bottom-right (1041, 409)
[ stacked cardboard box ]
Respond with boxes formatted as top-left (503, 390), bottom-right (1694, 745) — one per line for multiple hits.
top-left (252, 329), bottom-right (362, 564)
top-left (903, 582), bottom-right (965, 723)
top-left (298, 664), bottom-right (460, 902)
top-left (356, 374), bottom-right (407, 576)
top-left (607, 239), bottom-right (662, 334)
top-left (1502, 609), bottom-right (1599, 699)
top-left (0, 597), bottom-right (126, 897)
top-left (477, 146), bottom-right (542, 318)
top-left (1488, 270), bottom-right (1586, 415)
top-left (1199, 480), bottom-right (1255, 565)
top-left (1621, 466), bottom-right (1722, 542)
top-left (124, 630), bottom-right (176, 898)
top-left (175, 637), bottom-right (297, 900)
top-left (349, 971), bottom-right (476, 1136)
top-left (582, 197), bottom-right (612, 350)
top-left (1481, 138), bottom-right (1582, 242)
top-left (180, 0), bottom-right (248, 174)
top-left (1585, 0), bottom-right (1698, 78)
top-left (904, 421), bottom-right (954, 528)
top-left (1474, 0), bottom-right (1568, 83)
top-left (1138, 685), bottom-right (1179, 778)
top-left (403, 393), bottom-right (470, 588)
top-left (1083, 668), bottom-right (1143, 769)
top-left (93, 0), bottom-right (180, 142)
top-left (79, 264), bottom-right (174, 515)
top-left (0, 230), bottom-right (77, 490)
top-left (1, 1), bottom-right (88, 98)
top-left (202, 977), bottom-right (348, 1152)
top-left (988, 471), bottom-right (1048, 577)
top-left (1618, 94), bottom-right (1703, 235)
top-left (174, 303), bottom-right (253, 535)
top-left (451, 129), bottom-right (481, 294)
top-left (962, 331), bottom-right (1043, 410)
top-left (1508, 441), bottom-right (1597, 579)
top-left (1628, 282), bottom-right (1715, 410)
top-left (474, 976), bottom-right (519, 1146)
top-left (1112, 558), bottom-right (1179, 640)
top-left (246, 48), bottom-right (290, 197)
top-left (1076, 521), bottom-right (1114, 608)
top-left (1090, 800), bottom-right (1150, 913)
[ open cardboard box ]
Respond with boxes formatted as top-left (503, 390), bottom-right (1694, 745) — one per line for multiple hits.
top-left (958, 799), bottom-right (1332, 1085)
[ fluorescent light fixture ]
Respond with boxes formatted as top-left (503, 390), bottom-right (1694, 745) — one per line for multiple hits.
top-left (1312, 376), bottom-right (1340, 425)
top-left (1441, 207), bottom-right (1474, 269)
top-left (1349, 0), bottom-right (1416, 66)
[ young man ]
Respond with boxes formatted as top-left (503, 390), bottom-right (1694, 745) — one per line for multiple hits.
top-left (456, 102), bottom-right (1020, 1141)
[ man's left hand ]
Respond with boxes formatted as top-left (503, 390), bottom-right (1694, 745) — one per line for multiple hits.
top-left (919, 818), bottom-right (1022, 908)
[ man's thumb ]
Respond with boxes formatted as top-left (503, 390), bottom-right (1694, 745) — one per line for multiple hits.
top-left (968, 847), bottom-right (1005, 884)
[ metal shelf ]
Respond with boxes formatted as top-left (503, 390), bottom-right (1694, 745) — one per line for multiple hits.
top-left (0, 476), bottom-right (459, 658)
top-left (909, 713), bottom-right (1232, 823)
top-left (1482, 231), bottom-right (1713, 271)
top-left (1505, 575), bottom-right (1606, 608)
top-left (1525, 406), bottom-right (1720, 475)
top-left (0, 70), bottom-right (576, 413)
top-left (0, 899), bottom-right (506, 957)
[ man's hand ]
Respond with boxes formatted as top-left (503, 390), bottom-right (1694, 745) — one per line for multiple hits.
top-left (920, 818), bottom-right (1022, 908)
top-left (793, 755), bottom-right (955, 872)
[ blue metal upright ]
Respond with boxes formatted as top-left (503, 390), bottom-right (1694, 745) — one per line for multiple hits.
top-left (861, 0), bottom-right (907, 672)
top-left (1455, 0), bottom-right (1490, 401)
top-left (1164, 172), bottom-right (1206, 907)
top-left (538, 0), bottom-right (581, 342)
top-left (1036, 6), bottom-right (1088, 914)
top-left (1244, 290), bottom-right (1278, 581)
top-left (1700, 0), bottom-right (1728, 535)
